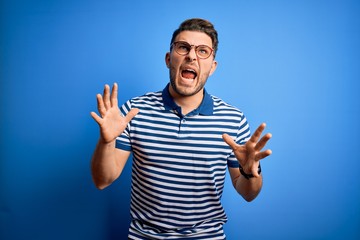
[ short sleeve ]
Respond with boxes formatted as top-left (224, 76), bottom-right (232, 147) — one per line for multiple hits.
top-left (115, 100), bottom-right (132, 151)
top-left (227, 116), bottom-right (251, 168)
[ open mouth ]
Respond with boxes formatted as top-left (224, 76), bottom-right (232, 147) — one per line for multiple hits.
top-left (181, 69), bottom-right (197, 80)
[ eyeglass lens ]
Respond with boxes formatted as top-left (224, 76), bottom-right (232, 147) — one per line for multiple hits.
top-left (174, 42), bottom-right (212, 59)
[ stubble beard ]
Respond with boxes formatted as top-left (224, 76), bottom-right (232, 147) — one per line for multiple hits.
top-left (169, 68), bottom-right (208, 97)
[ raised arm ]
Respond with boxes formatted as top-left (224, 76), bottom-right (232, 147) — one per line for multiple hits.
top-left (223, 123), bottom-right (272, 201)
top-left (90, 83), bottom-right (139, 190)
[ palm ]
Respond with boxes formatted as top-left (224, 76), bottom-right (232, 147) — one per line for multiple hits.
top-left (97, 106), bottom-right (127, 143)
top-left (91, 83), bottom-right (139, 143)
top-left (223, 123), bottom-right (272, 176)
top-left (232, 144), bottom-right (252, 168)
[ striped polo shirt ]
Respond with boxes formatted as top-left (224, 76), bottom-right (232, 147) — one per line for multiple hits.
top-left (116, 84), bottom-right (250, 239)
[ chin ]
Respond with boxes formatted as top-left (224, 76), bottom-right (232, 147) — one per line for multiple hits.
top-left (171, 81), bottom-right (204, 97)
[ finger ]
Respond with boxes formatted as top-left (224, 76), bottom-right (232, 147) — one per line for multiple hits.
top-left (255, 149), bottom-right (272, 161)
top-left (110, 83), bottom-right (118, 107)
top-left (222, 133), bottom-right (238, 150)
top-left (255, 133), bottom-right (272, 151)
top-left (124, 108), bottom-right (140, 123)
top-left (249, 123), bottom-right (266, 144)
top-left (96, 94), bottom-right (106, 117)
top-left (90, 111), bottom-right (103, 125)
top-left (103, 84), bottom-right (111, 110)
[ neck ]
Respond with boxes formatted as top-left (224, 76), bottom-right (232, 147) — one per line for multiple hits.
top-left (169, 87), bottom-right (204, 115)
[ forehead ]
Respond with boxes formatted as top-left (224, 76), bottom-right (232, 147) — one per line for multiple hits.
top-left (174, 30), bottom-right (213, 46)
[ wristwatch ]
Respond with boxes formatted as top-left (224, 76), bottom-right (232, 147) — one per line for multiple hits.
top-left (239, 164), bottom-right (261, 180)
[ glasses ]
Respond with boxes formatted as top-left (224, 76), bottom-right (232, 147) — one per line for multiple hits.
top-left (171, 41), bottom-right (214, 59)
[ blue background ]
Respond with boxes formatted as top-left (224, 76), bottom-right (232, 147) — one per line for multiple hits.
top-left (1, 0), bottom-right (359, 239)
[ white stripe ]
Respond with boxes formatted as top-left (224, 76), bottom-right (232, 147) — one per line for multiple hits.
top-left (117, 90), bottom-right (248, 239)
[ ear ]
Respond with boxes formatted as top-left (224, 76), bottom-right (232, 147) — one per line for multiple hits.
top-left (209, 60), bottom-right (218, 76)
top-left (165, 52), bottom-right (170, 68)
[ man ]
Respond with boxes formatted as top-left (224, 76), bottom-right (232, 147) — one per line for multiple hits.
top-left (91, 18), bottom-right (272, 239)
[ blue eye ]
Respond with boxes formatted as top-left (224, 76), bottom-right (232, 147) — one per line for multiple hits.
top-left (178, 43), bottom-right (190, 51)
top-left (197, 46), bottom-right (212, 58)
top-left (198, 47), bottom-right (209, 54)
top-left (172, 41), bottom-right (213, 59)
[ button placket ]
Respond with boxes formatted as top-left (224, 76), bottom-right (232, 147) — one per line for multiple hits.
top-left (178, 117), bottom-right (188, 138)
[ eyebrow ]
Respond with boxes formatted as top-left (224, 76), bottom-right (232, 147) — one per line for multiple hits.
top-left (176, 39), bottom-right (212, 46)
top-left (176, 41), bottom-right (212, 47)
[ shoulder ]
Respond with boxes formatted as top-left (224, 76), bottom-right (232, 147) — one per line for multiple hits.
top-left (119, 90), bottom-right (163, 114)
top-left (211, 95), bottom-right (245, 117)
top-left (131, 90), bottom-right (162, 103)
top-left (123, 90), bottom-right (163, 107)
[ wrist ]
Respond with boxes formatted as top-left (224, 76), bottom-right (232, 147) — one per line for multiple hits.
top-left (98, 138), bottom-right (116, 147)
top-left (239, 164), bottom-right (261, 180)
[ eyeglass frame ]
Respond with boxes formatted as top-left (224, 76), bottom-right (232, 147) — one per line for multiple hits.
top-left (170, 41), bottom-right (215, 59)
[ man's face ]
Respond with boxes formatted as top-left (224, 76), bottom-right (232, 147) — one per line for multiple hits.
top-left (165, 31), bottom-right (217, 98)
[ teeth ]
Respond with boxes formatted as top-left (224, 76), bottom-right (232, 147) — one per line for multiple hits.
top-left (181, 68), bottom-right (197, 80)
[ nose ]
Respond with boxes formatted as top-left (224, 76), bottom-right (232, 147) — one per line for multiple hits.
top-left (186, 47), bottom-right (197, 61)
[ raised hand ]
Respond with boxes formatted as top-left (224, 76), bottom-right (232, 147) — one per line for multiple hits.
top-left (90, 83), bottom-right (139, 143)
top-left (223, 123), bottom-right (272, 177)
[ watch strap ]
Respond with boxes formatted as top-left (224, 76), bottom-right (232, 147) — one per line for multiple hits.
top-left (239, 164), bottom-right (261, 180)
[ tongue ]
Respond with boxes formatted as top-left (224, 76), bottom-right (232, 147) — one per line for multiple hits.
top-left (182, 71), bottom-right (196, 79)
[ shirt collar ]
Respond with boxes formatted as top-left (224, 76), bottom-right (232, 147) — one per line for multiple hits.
top-left (162, 83), bottom-right (214, 116)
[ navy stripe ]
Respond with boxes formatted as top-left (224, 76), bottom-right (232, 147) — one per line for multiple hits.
top-left (116, 88), bottom-right (249, 239)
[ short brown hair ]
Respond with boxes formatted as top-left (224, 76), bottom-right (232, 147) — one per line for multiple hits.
top-left (170, 18), bottom-right (219, 57)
